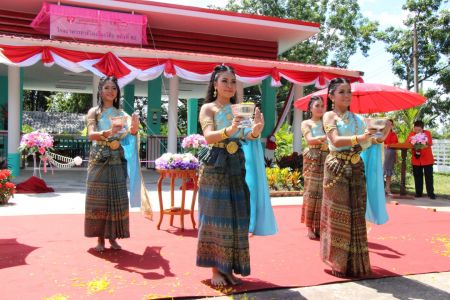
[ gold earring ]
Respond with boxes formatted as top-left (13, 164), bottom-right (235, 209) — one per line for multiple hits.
top-left (213, 89), bottom-right (217, 98)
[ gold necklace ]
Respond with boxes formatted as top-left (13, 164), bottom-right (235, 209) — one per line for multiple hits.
top-left (335, 110), bottom-right (349, 124)
top-left (215, 100), bottom-right (230, 108)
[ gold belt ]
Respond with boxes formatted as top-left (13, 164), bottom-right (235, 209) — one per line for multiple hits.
top-left (97, 140), bottom-right (121, 150)
top-left (330, 151), bottom-right (361, 164)
top-left (310, 144), bottom-right (329, 151)
top-left (212, 141), bottom-right (239, 154)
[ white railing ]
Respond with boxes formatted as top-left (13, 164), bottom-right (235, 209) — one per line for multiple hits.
top-left (433, 139), bottom-right (450, 173)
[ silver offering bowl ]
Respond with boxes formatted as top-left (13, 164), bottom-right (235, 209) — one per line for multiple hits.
top-left (365, 118), bottom-right (387, 138)
top-left (230, 103), bottom-right (255, 128)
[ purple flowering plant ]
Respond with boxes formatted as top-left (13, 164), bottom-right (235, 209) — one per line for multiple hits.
top-left (155, 152), bottom-right (199, 170)
top-left (181, 134), bottom-right (207, 156)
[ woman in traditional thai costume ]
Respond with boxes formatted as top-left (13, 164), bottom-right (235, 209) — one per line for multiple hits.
top-left (196, 65), bottom-right (264, 287)
top-left (300, 96), bottom-right (328, 240)
top-left (84, 76), bottom-right (152, 252)
top-left (320, 78), bottom-right (373, 278)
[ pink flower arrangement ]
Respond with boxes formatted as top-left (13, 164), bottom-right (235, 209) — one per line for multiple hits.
top-left (410, 132), bottom-right (428, 150)
top-left (18, 130), bottom-right (54, 156)
top-left (181, 134), bottom-right (207, 156)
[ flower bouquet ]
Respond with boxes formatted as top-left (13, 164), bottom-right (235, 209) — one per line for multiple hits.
top-left (155, 152), bottom-right (199, 170)
top-left (181, 134), bottom-right (207, 157)
top-left (18, 130), bottom-right (54, 156)
top-left (410, 132), bottom-right (428, 158)
top-left (0, 169), bottom-right (15, 205)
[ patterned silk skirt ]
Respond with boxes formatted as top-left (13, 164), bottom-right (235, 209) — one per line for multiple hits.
top-left (84, 144), bottom-right (130, 239)
top-left (196, 147), bottom-right (251, 276)
top-left (301, 147), bottom-right (328, 232)
top-left (320, 153), bottom-right (371, 277)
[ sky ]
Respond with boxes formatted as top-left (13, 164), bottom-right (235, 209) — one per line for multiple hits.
top-left (151, 0), bottom-right (446, 89)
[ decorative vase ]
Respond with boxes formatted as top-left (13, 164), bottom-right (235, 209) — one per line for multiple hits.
top-left (0, 194), bottom-right (11, 205)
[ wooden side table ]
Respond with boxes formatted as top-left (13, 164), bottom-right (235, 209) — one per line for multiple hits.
top-left (389, 142), bottom-right (414, 199)
top-left (156, 169), bottom-right (198, 231)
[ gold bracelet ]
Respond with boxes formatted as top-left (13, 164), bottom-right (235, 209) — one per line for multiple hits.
top-left (221, 128), bottom-right (229, 140)
top-left (99, 130), bottom-right (107, 141)
top-left (351, 135), bottom-right (358, 146)
top-left (250, 131), bottom-right (261, 139)
top-left (372, 138), bottom-right (382, 144)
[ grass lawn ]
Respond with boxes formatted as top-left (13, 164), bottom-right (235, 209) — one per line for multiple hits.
top-left (392, 172), bottom-right (450, 200)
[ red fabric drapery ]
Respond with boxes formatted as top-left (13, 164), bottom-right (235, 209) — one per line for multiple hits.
top-left (0, 44), bottom-right (363, 87)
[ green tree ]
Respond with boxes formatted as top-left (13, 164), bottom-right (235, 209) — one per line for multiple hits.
top-left (46, 92), bottom-right (92, 113)
top-left (376, 0), bottom-right (449, 127)
top-left (215, 0), bottom-right (379, 127)
top-left (23, 90), bottom-right (51, 111)
top-left (221, 0), bottom-right (378, 67)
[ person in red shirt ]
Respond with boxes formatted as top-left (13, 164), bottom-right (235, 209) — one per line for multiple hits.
top-left (383, 119), bottom-right (398, 196)
top-left (407, 120), bottom-right (436, 199)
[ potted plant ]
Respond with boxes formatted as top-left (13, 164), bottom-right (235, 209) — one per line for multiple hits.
top-left (155, 152), bottom-right (199, 170)
top-left (266, 167), bottom-right (303, 197)
top-left (18, 130), bottom-right (54, 172)
top-left (18, 130), bottom-right (54, 157)
top-left (0, 169), bottom-right (16, 205)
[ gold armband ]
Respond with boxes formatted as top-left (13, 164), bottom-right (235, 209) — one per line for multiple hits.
top-left (301, 128), bottom-right (311, 136)
top-left (324, 124), bottom-right (337, 133)
top-left (351, 135), bottom-right (359, 146)
top-left (86, 118), bottom-right (96, 127)
top-left (200, 120), bottom-right (214, 131)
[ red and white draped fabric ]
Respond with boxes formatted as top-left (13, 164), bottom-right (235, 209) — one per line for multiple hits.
top-left (0, 44), bottom-right (363, 88)
top-left (265, 85), bottom-right (295, 150)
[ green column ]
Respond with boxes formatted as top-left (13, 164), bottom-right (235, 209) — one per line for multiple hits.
top-left (123, 84), bottom-right (135, 115)
top-left (261, 77), bottom-right (276, 138)
top-left (0, 76), bottom-right (7, 130)
top-left (187, 98), bottom-right (199, 135)
top-left (147, 76), bottom-right (162, 135)
top-left (7, 153), bottom-right (20, 176)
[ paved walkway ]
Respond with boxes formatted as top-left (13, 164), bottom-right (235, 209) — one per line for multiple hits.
top-left (3, 169), bottom-right (450, 299)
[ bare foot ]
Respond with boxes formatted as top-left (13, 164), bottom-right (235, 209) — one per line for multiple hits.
top-left (249, 232), bottom-right (254, 238)
top-left (94, 237), bottom-right (105, 252)
top-left (220, 272), bottom-right (243, 286)
top-left (109, 239), bottom-right (122, 250)
top-left (211, 268), bottom-right (227, 287)
top-left (331, 269), bottom-right (346, 278)
top-left (307, 228), bottom-right (318, 240)
top-left (314, 230), bottom-right (320, 239)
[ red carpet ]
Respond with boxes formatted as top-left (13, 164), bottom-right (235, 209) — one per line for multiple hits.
top-left (1, 204), bottom-right (450, 299)
top-left (15, 176), bottom-right (55, 193)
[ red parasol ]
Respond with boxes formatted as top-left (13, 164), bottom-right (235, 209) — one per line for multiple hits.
top-left (294, 82), bottom-right (427, 114)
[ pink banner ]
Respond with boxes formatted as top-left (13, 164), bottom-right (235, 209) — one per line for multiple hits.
top-left (32, 2), bottom-right (148, 46)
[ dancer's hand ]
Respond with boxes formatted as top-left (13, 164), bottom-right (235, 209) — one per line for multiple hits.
top-left (227, 116), bottom-right (243, 136)
top-left (251, 108), bottom-right (264, 136)
top-left (131, 112), bottom-right (140, 134)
